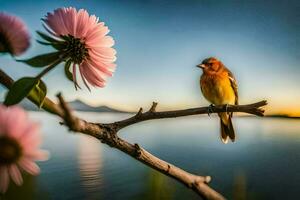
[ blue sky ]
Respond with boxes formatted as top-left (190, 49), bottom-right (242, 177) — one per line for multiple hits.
top-left (0, 0), bottom-right (299, 115)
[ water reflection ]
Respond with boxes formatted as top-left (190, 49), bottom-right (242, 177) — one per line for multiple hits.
top-left (143, 169), bottom-right (174, 200)
top-left (78, 135), bottom-right (103, 200)
top-left (232, 170), bottom-right (247, 200)
top-left (0, 175), bottom-right (41, 200)
top-left (22, 112), bottom-right (300, 200)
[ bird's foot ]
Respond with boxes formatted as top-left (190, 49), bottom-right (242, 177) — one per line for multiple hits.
top-left (225, 104), bottom-right (229, 114)
top-left (207, 104), bottom-right (215, 117)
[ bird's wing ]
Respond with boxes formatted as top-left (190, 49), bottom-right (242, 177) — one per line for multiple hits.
top-left (226, 69), bottom-right (238, 105)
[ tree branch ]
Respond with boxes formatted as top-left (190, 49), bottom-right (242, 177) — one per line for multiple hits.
top-left (113, 101), bottom-right (267, 131)
top-left (0, 68), bottom-right (267, 200)
top-left (56, 93), bottom-right (226, 200)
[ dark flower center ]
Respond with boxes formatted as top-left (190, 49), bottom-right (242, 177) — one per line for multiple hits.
top-left (0, 32), bottom-right (11, 54)
top-left (64, 35), bottom-right (88, 64)
top-left (0, 136), bottom-right (22, 165)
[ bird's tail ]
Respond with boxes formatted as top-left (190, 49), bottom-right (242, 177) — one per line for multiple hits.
top-left (219, 113), bottom-right (235, 144)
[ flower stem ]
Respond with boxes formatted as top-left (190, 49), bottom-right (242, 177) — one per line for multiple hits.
top-left (35, 56), bottom-right (65, 80)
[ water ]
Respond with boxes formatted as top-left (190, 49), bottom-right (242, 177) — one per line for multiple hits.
top-left (1, 112), bottom-right (300, 200)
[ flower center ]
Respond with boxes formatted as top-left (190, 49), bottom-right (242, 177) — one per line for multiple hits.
top-left (0, 136), bottom-right (22, 165)
top-left (0, 32), bottom-right (11, 54)
top-left (64, 35), bottom-right (88, 64)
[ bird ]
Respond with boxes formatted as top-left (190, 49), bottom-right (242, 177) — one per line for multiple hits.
top-left (197, 57), bottom-right (238, 143)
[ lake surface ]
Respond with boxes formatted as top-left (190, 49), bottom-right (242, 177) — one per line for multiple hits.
top-left (1, 112), bottom-right (300, 200)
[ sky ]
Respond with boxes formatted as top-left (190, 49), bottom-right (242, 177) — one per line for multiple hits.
top-left (0, 0), bottom-right (299, 116)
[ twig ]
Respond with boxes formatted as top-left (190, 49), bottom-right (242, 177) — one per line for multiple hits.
top-left (113, 101), bottom-right (267, 130)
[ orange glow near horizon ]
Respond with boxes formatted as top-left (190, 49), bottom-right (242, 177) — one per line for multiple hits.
top-left (75, 95), bottom-right (300, 117)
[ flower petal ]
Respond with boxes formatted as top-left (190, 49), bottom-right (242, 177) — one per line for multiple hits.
top-left (43, 7), bottom-right (117, 89)
top-left (86, 36), bottom-right (115, 48)
top-left (9, 165), bottom-right (23, 186)
top-left (18, 158), bottom-right (40, 176)
top-left (20, 122), bottom-right (42, 150)
top-left (0, 167), bottom-right (10, 193)
top-left (25, 150), bottom-right (49, 161)
top-left (5, 106), bottom-right (28, 138)
top-left (79, 62), bottom-right (106, 87)
top-left (79, 66), bottom-right (91, 91)
top-left (75, 9), bottom-right (90, 38)
top-left (0, 12), bottom-right (30, 55)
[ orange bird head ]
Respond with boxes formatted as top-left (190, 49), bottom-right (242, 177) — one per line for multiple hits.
top-left (197, 57), bottom-right (224, 73)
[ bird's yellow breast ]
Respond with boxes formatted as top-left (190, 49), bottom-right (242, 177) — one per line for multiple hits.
top-left (200, 73), bottom-right (236, 105)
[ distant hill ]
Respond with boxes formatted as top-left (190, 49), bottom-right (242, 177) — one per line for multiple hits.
top-left (68, 100), bottom-right (127, 113)
top-left (18, 99), bottom-right (127, 113)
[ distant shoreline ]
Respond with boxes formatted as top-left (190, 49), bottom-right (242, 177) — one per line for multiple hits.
top-left (27, 110), bottom-right (300, 119)
top-left (232, 115), bottom-right (300, 119)
top-left (4, 100), bottom-right (300, 119)
top-left (264, 115), bottom-right (300, 119)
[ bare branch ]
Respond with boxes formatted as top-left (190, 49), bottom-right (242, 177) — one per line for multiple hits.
top-left (56, 94), bottom-right (226, 200)
top-left (149, 101), bottom-right (158, 112)
top-left (135, 107), bottom-right (143, 117)
top-left (113, 101), bottom-right (267, 130)
top-left (57, 92), bottom-right (78, 129)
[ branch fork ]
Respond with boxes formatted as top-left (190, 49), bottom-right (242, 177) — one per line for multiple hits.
top-left (54, 93), bottom-right (266, 200)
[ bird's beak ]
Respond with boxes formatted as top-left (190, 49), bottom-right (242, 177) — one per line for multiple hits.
top-left (196, 64), bottom-right (206, 69)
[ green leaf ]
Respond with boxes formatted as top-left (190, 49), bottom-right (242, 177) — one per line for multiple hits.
top-left (36, 40), bottom-right (52, 45)
top-left (30, 80), bottom-right (47, 108)
top-left (37, 39), bottom-right (66, 50)
top-left (64, 60), bottom-right (73, 82)
top-left (61, 35), bottom-right (70, 40)
top-left (50, 43), bottom-right (66, 50)
top-left (36, 31), bottom-right (60, 43)
top-left (17, 51), bottom-right (61, 67)
top-left (4, 77), bottom-right (38, 106)
top-left (36, 31), bottom-right (66, 50)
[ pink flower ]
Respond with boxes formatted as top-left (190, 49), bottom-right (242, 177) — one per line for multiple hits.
top-left (0, 105), bottom-right (48, 193)
top-left (43, 7), bottom-right (116, 90)
top-left (0, 12), bottom-right (30, 56)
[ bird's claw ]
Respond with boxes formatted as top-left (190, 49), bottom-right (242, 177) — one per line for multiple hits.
top-left (225, 104), bottom-right (229, 115)
top-left (207, 104), bottom-right (215, 117)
